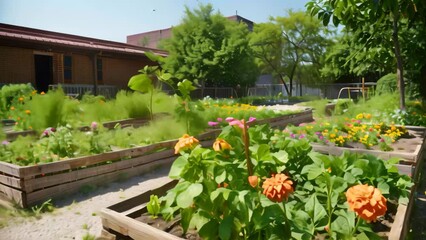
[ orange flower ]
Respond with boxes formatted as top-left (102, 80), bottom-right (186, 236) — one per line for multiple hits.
top-left (10, 106), bottom-right (15, 110)
top-left (174, 134), bottom-right (199, 154)
top-left (346, 184), bottom-right (387, 222)
top-left (18, 97), bottom-right (24, 102)
top-left (25, 110), bottom-right (31, 115)
top-left (40, 91), bottom-right (45, 95)
top-left (262, 173), bottom-right (294, 202)
top-left (248, 175), bottom-right (258, 188)
top-left (213, 138), bottom-right (232, 152)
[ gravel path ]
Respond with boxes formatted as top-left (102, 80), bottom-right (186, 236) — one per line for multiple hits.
top-left (0, 167), bottom-right (171, 240)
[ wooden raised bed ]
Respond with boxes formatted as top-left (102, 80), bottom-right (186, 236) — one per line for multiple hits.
top-left (0, 110), bottom-right (313, 208)
top-left (311, 126), bottom-right (426, 180)
top-left (100, 177), bottom-right (415, 240)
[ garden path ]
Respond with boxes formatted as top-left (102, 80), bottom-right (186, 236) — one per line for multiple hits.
top-left (0, 167), bottom-right (172, 240)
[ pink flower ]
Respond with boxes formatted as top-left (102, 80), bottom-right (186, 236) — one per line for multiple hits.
top-left (229, 119), bottom-right (245, 129)
top-left (208, 121), bottom-right (219, 127)
top-left (1, 140), bottom-right (10, 145)
top-left (217, 118), bottom-right (223, 122)
top-left (225, 117), bottom-right (235, 122)
top-left (91, 121), bottom-right (98, 131)
top-left (247, 117), bottom-right (256, 124)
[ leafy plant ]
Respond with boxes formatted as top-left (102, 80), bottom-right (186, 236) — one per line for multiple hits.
top-left (147, 195), bottom-right (161, 219)
top-left (151, 119), bottom-right (411, 239)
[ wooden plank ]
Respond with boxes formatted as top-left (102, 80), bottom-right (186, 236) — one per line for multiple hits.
top-left (0, 182), bottom-right (24, 207)
top-left (388, 185), bottom-right (417, 240)
top-left (18, 140), bottom-right (178, 178)
top-left (0, 161), bottom-right (21, 177)
top-left (25, 156), bottom-right (176, 206)
top-left (101, 208), bottom-right (182, 240)
top-left (0, 173), bottom-right (22, 189)
top-left (22, 149), bottom-right (176, 192)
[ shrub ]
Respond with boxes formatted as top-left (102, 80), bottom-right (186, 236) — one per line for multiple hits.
top-left (376, 73), bottom-right (397, 95)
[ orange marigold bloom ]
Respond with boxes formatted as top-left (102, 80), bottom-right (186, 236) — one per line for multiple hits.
top-left (213, 138), bottom-right (232, 152)
top-left (248, 175), bottom-right (258, 188)
top-left (262, 173), bottom-right (294, 202)
top-left (40, 91), bottom-right (46, 95)
top-left (18, 97), bottom-right (24, 102)
top-left (174, 134), bottom-right (199, 154)
top-left (25, 110), bottom-right (31, 115)
top-left (346, 184), bottom-right (387, 222)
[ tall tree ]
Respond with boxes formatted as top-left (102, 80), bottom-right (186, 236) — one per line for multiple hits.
top-left (162, 4), bottom-right (258, 91)
top-left (250, 11), bottom-right (331, 97)
top-left (307, 0), bottom-right (426, 109)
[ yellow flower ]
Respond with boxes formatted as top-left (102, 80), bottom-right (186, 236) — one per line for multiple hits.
top-left (18, 97), bottom-right (24, 102)
top-left (213, 138), bottom-right (232, 152)
top-left (25, 110), bottom-right (31, 115)
top-left (356, 113), bottom-right (364, 119)
top-left (40, 91), bottom-right (45, 95)
top-left (10, 106), bottom-right (15, 110)
top-left (346, 184), bottom-right (387, 222)
top-left (174, 134), bottom-right (199, 154)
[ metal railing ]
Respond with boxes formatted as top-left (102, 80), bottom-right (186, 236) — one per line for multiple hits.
top-left (49, 84), bottom-right (118, 98)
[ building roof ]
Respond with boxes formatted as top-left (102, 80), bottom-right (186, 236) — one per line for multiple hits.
top-left (0, 23), bottom-right (168, 56)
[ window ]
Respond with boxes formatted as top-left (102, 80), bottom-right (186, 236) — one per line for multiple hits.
top-left (97, 58), bottom-right (103, 83)
top-left (63, 55), bottom-right (72, 82)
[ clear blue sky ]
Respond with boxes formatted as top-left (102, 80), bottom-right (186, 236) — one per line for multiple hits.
top-left (0, 0), bottom-right (310, 43)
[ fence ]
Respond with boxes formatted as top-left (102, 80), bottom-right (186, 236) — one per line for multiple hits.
top-left (248, 83), bottom-right (377, 99)
top-left (49, 84), bottom-right (118, 98)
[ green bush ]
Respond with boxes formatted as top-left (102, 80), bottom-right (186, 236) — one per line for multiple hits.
top-left (0, 83), bottom-right (34, 119)
top-left (376, 73), bottom-right (397, 95)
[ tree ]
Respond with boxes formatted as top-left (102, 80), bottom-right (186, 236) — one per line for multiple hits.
top-left (162, 4), bottom-right (258, 92)
top-left (250, 10), bottom-right (331, 97)
top-left (307, 0), bottom-right (426, 109)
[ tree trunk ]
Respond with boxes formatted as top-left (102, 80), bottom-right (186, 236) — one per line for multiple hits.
top-left (392, 14), bottom-right (406, 110)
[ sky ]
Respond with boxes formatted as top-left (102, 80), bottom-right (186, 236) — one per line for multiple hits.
top-left (0, 0), bottom-right (310, 43)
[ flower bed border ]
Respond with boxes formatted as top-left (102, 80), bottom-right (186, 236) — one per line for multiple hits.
top-left (100, 177), bottom-right (415, 240)
top-left (0, 110), bottom-right (313, 208)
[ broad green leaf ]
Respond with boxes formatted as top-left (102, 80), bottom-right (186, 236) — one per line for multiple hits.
top-left (180, 207), bottom-right (195, 234)
top-left (219, 215), bottom-right (234, 240)
top-left (305, 194), bottom-right (327, 225)
top-left (128, 74), bottom-right (153, 93)
top-left (176, 183), bottom-right (203, 208)
top-left (215, 168), bottom-right (227, 183)
top-left (377, 181), bottom-right (390, 194)
top-left (301, 164), bottom-right (324, 180)
top-left (169, 156), bottom-right (188, 178)
top-left (198, 219), bottom-right (219, 240)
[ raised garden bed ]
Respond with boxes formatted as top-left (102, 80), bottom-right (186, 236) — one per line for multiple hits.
top-left (100, 178), bottom-right (416, 240)
top-left (0, 110), bottom-right (313, 207)
top-left (311, 126), bottom-right (426, 180)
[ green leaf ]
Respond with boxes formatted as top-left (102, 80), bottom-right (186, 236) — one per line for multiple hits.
top-left (377, 181), bottom-right (390, 194)
top-left (198, 219), bottom-right (219, 240)
top-left (301, 164), bottom-right (324, 180)
top-left (210, 188), bottom-right (231, 202)
top-left (305, 194), bottom-right (327, 225)
top-left (128, 74), bottom-right (153, 93)
top-left (215, 168), bottom-right (227, 183)
top-left (176, 183), bottom-right (203, 208)
top-left (169, 156), bottom-right (188, 179)
top-left (180, 207), bottom-right (195, 234)
top-left (219, 215), bottom-right (234, 240)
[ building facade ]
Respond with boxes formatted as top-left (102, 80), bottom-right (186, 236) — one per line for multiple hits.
top-left (0, 24), bottom-right (167, 94)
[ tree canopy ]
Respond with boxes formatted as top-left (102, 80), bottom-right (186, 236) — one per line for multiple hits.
top-left (250, 10), bottom-right (331, 97)
top-left (307, 0), bottom-right (426, 109)
top-left (162, 4), bottom-right (258, 90)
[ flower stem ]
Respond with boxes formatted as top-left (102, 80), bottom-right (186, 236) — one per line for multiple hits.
top-left (282, 202), bottom-right (291, 239)
top-left (242, 120), bottom-right (253, 176)
top-left (352, 215), bottom-right (362, 236)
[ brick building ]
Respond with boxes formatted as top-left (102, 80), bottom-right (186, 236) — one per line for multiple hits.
top-left (0, 23), bottom-right (167, 94)
top-left (127, 15), bottom-right (254, 49)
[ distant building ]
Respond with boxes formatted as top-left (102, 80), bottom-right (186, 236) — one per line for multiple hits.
top-left (0, 23), bottom-right (167, 94)
top-left (127, 15), bottom-right (254, 49)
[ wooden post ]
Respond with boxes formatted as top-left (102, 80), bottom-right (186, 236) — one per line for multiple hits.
top-left (362, 77), bottom-right (365, 100)
top-left (93, 53), bottom-right (98, 96)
